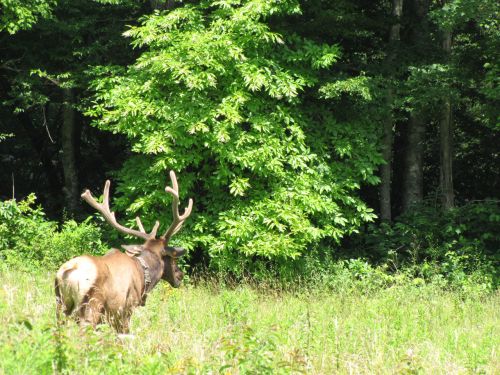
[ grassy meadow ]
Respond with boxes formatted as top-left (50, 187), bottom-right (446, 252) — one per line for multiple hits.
top-left (0, 269), bottom-right (498, 374)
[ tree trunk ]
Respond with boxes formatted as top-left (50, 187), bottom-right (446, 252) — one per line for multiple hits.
top-left (379, 0), bottom-right (403, 222)
top-left (61, 88), bottom-right (79, 215)
top-left (401, 0), bottom-right (429, 213)
top-left (389, 0), bottom-right (403, 41)
top-left (402, 113), bottom-right (425, 211)
top-left (380, 117), bottom-right (393, 221)
top-left (440, 30), bottom-right (454, 210)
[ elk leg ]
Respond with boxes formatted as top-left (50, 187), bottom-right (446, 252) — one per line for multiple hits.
top-left (55, 300), bottom-right (67, 325)
top-left (55, 282), bottom-right (63, 323)
top-left (111, 310), bottom-right (132, 334)
top-left (78, 294), bottom-right (104, 328)
top-left (55, 300), bottom-right (64, 324)
top-left (54, 279), bottom-right (71, 324)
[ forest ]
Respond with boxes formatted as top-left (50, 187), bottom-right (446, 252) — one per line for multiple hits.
top-left (0, 0), bottom-right (499, 373)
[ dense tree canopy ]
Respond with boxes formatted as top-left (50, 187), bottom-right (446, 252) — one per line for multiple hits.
top-left (87, 0), bottom-right (380, 272)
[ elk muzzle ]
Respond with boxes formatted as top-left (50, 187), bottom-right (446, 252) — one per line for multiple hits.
top-left (162, 246), bottom-right (185, 288)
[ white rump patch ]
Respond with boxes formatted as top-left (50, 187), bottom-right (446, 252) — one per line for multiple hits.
top-left (56, 256), bottom-right (98, 311)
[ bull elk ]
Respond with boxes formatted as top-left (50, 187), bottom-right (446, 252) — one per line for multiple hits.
top-left (55, 171), bottom-right (193, 333)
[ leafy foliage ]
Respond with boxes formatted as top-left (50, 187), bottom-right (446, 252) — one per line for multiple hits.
top-left (0, 132), bottom-right (13, 142)
top-left (0, 0), bottom-right (56, 34)
top-left (0, 195), bottom-right (106, 268)
top-left (88, 0), bottom-right (381, 273)
top-left (359, 201), bottom-right (500, 290)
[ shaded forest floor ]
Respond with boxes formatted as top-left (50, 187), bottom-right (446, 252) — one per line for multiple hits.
top-left (0, 270), bottom-right (498, 374)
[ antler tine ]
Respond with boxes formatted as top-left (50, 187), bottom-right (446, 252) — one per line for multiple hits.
top-left (81, 180), bottom-right (158, 241)
top-left (167, 170), bottom-right (179, 197)
top-left (168, 204), bottom-right (192, 237)
top-left (150, 221), bottom-right (160, 237)
top-left (135, 217), bottom-right (160, 237)
top-left (103, 180), bottom-right (111, 208)
top-left (172, 222), bottom-right (184, 237)
top-left (161, 171), bottom-right (193, 242)
top-left (135, 217), bottom-right (146, 232)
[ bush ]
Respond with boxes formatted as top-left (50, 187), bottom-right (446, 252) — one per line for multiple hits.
top-left (359, 201), bottom-right (500, 290)
top-left (0, 194), bottom-right (106, 270)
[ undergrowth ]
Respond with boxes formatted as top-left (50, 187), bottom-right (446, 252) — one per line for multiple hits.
top-left (1, 196), bottom-right (497, 295)
top-left (0, 194), bottom-right (106, 269)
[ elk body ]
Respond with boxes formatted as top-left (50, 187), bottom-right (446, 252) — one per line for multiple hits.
top-left (55, 171), bottom-right (192, 333)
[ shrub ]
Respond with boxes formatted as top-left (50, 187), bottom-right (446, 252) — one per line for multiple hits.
top-left (359, 201), bottom-right (500, 290)
top-left (0, 194), bottom-right (106, 270)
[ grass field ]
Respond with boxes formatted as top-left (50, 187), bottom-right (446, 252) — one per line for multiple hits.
top-left (0, 269), bottom-right (498, 374)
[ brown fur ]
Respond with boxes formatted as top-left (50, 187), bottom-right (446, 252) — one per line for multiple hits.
top-left (55, 239), bottom-right (182, 333)
top-left (56, 171), bottom-right (191, 333)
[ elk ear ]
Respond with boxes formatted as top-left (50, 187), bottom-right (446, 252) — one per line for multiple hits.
top-left (122, 245), bottom-right (144, 257)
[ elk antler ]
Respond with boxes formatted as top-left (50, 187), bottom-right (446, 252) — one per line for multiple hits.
top-left (81, 180), bottom-right (159, 241)
top-left (161, 171), bottom-right (193, 243)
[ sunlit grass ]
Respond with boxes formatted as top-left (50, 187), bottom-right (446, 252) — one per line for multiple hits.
top-left (0, 269), bottom-right (498, 374)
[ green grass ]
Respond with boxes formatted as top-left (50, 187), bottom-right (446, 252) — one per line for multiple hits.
top-left (0, 269), bottom-right (498, 374)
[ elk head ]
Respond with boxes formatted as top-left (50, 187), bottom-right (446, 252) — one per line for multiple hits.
top-left (81, 170), bottom-right (193, 288)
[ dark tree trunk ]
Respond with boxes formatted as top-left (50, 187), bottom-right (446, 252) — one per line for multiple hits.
top-left (440, 30), bottom-right (454, 210)
top-left (61, 88), bottom-right (79, 215)
top-left (389, 0), bottom-right (403, 41)
top-left (402, 114), bottom-right (425, 211)
top-left (380, 118), bottom-right (393, 221)
top-left (401, 0), bottom-right (429, 213)
top-left (379, 0), bottom-right (403, 222)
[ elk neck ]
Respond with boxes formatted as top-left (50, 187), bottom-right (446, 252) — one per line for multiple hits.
top-left (135, 241), bottom-right (165, 295)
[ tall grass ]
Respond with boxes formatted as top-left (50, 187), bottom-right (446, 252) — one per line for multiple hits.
top-left (0, 269), bottom-right (498, 374)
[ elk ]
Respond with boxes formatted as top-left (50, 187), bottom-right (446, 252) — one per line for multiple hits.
top-left (54, 171), bottom-right (193, 333)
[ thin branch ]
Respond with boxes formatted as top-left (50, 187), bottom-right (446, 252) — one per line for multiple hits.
top-left (42, 106), bottom-right (55, 144)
